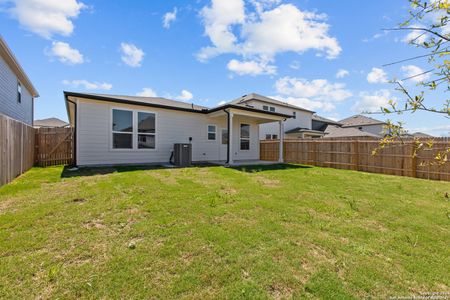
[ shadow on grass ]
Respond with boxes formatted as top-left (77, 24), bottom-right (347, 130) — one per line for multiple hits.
top-left (60, 163), bottom-right (217, 178)
top-left (231, 163), bottom-right (312, 173)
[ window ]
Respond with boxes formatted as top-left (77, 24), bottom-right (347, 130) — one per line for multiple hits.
top-left (221, 129), bottom-right (228, 145)
top-left (272, 134), bottom-right (278, 140)
top-left (263, 105), bottom-right (269, 111)
top-left (293, 111), bottom-right (296, 119)
top-left (207, 125), bottom-right (217, 140)
top-left (17, 82), bottom-right (22, 103)
top-left (240, 124), bottom-right (250, 150)
top-left (137, 112), bottom-right (156, 149)
top-left (269, 106), bottom-right (275, 112)
top-left (263, 105), bottom-right (275, 112)
top-left (112, 109), bottom-right (156, 150)
top-left (112, 109), bottom-right (133, 149)
top-left (265, 134), bottom-right (271, 140)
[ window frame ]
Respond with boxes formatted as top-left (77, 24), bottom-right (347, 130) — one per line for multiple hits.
top-left (293, 111), bottom-right (296, 119)
top-left (137, 111), bottom-right (157, 150)
top-left (265, 134), bottom-right (272, 140)
top-left (272, 134), bottom-right (278, 140)
top-left (17, 81), bottom-right (22, 104)
top-left (269, 106), bottom-right (275, 112)
top-left (110, 107), bottom-right (157, 151)
top-left (240, 123), bottom-right (250, 151)
top-left (207, 124), bottom-right (217, 141)
top-left (262, 105), bottom-right (269, 111)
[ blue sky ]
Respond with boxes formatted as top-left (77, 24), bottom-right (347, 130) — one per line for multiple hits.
top-left (1, 0), bottom-right (449, 135)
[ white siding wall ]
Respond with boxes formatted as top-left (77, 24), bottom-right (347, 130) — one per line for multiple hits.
top-left (76, 99), bottom-right (260, 166)
top-left (244, 100), bottom-right (313, 139)
top-left (0, 56), bottom-right (33, 125)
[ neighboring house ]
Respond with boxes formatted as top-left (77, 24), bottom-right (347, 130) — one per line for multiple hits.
top-left (34, 117), bottom-right (69, 128)
top-left (401, 132), bottom-right (434, 138)
top-left (339, 115), bottom-right (387, 136)
top-left (0, 35), bottom-right (39, 125)
top-left (228, 93), bottom-right (319, 139)
top-left (324, 125), bottom-right (381, 138)
top-left (65, 92), bottom-right (292, 166)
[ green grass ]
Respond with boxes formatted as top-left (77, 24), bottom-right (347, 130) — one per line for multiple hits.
top-left (0, 164), bottom-right (449, 299)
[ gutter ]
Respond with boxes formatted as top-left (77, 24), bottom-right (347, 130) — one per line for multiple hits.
top-left (65, 97), bottom-right (77, 166)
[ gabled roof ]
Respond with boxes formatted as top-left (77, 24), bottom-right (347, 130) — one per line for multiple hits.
top-left (339, 115), bottom-right (386, 127)
top-left (34, 118), bottom-right (69, 128)
top-left (312, 114), bottom-right (342, 126)
top-left (64, 92), bottom-right (294, 124)
top-left (0, 35), bottom-right (39, 98)
top-left (83, 93), bottom-right (209, 111)
top-left (324, 125), bottom-right (381, 138)
top-left (230, 93), bottom-right (315, 113)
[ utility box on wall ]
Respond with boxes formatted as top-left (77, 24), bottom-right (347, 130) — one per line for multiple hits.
top-left (173, 143), bottom-right (192, 167)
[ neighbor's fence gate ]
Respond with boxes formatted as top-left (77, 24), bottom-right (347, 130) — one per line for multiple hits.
top-left (261, 138), bottom-right (450, 181)
top-left (35, 127), bottom-right (74, 167)
top-left (0, 114), bottom-right (35, 186)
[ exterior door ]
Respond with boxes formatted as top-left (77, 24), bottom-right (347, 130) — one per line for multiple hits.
top-left (219, 128), bottom-right (228, 161)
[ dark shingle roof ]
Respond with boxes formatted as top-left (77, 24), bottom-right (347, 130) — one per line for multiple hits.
top-left (312, 115), bottom-right (342, 126)
top-left (324, 125), bottom-right (381, 138)
top-left (339, 115), bottom-right (386, 127)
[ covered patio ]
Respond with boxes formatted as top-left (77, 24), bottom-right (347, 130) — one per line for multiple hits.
top-left (206, 106), bottom-right (292, 165)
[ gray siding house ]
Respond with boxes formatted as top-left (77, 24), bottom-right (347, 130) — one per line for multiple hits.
top-left (0, 36), bottom-right (39, 125)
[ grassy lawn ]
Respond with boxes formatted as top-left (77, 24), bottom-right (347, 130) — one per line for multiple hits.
top-left (0, 164), bottom-right (449, 299)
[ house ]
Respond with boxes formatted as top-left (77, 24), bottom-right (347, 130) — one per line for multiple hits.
top-left (338, 115), bottom-right (387, 136)
top-left (64, 92), bottom-right (292, 166)
top-left (0, 35), bottom-right (39, 125)
top-left (34, 117), bottom-right (69, 128)
top-left (228, 93), bottom-right (322, 139)
top-left (324, 124), bottom-right (381, 138)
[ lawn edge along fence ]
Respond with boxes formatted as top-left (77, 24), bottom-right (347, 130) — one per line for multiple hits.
top-left (261, 138), bottom-right (450, 181)
top-left (0, 114), bottom-right (73, 186)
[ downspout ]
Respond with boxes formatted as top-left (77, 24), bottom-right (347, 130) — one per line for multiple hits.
top-left (66, 98), bottom-right (77, 166)
top-left (224, 109), bottom-right (230, 164)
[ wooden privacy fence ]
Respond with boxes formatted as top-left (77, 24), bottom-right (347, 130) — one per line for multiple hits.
top-left (0, 114), bottom-right (35, 186)
top-left (35, 127), bottom-right (74, 167)
top-left (261, 138), bottom-right (450, 181)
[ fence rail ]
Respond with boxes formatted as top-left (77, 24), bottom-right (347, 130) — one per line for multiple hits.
top-left (0, 114), bottom-right (35, 186)
top-left (261, 138), bottom-right (450, 181)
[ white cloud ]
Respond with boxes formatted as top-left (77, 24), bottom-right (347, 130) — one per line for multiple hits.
top-left (336, 69), bottom-right (349, 78)
top-left (120, 43), bottom-right (145, 67)
top-left (198, 1), bottom-right (341, 75)
top-left (136, 88), bottom-right (157, 97)
top-left (50, 41), bottom-right (84, 64)
top-left (273, 76), bottom-right (352, 111)
top-left (175, 90), bottom-right (193, 101)
top-left (227, 58), bottom-right (276, 76)
top-left (367, 67), bottom-right (388, 84)
top-left (401, 65), bottom-right (431, 82)
top-left (352, 89), bottom-right (395, 113)
top-left (163, 7), bottom-right (177, 29)
top-left (218, 100), bottom-right (227, 106)
top-left (62, 79), bottom-right (112, 90)
top-left (5, 0), bottom-right (86, 39)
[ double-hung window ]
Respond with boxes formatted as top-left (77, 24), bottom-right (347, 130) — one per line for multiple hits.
top-left (207, 125), bottom-right (217, 141)
top-left (137, 112), bottom-right (156, 149)
top-left (112, 109), bottom-right (133, 149)
top-left (112, 109), bottom-right (156, 150)
top-left (240, 124), bottom-right (250, 150)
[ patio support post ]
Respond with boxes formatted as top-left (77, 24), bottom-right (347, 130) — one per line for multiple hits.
top-left (278, 120), bottom-right (284, 163)
top-left (228, 111), bottom-right (234, 165)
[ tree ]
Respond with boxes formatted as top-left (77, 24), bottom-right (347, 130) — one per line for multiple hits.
top-left (373, 0), bottom-right (450, 165)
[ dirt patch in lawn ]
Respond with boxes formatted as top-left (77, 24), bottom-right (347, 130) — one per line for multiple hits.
top-left (254, 175), bottom-right (280, 187)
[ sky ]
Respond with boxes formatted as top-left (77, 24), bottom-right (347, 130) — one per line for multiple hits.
top-left (0, 0), bottom-right (449, 136)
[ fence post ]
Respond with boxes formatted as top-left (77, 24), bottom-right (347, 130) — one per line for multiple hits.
top-left (411, 143), bottom-right (417, 178)
top-left (353, 140), bottom-right (359, 171)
